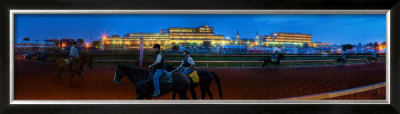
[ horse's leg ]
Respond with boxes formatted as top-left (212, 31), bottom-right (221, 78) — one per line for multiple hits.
top-left (202, 82), bottom-right (213, 99)
top-left (172, 91), bottom-right (176, 100)
top-left (200, 86), bottom-right (207, 100)
top-left (69, 72), bottom-right (75, 84)
top-left (55, 69), bottom-right (61, 81)
top-left (262, 60), bottom-right (267, 67)
top-left (79, 73), bottom-right (84, 86)
top-left (189, 85), bottom-right (197, 100)
top-left (146, 96), bottom-right (152, 100)
top-left (136, 95), bottom-right (145, 100)
top-left (179, 92), bottom-right (188, 100)
top-left (189, 80), bottom-right (197, 100)
top-left (205, 87), bottom-right (213, 100)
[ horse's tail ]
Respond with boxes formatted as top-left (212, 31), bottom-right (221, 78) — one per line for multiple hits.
top-left (211, 72), bottom-right (223, 99)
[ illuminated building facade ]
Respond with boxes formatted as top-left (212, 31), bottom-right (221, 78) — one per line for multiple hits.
top-left (264, 32), bottom-right (312, 43)
top-left (15, 40), bottom-right (58, 52)
top-left (102, 25), bottom-right (227, 50)
top-left (60, 38), bottom-right (75, 49)
top-left (102, 33), bottom-right (170, 49)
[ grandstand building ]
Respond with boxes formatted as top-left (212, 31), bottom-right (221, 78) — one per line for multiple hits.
top-left (101, 25), bottom-right (228, 50)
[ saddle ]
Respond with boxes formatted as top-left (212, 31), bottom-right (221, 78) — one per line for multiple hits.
top-left (147, 71), bottom-right (174, 95)
top-left (64, 58), bottom-right (79, 64)
top-left (177, 69), bottom-right (199, 84)
top-left (64, 59), bottom-right (70, 64)
top-left (188, 71), bottom-right (199, 84)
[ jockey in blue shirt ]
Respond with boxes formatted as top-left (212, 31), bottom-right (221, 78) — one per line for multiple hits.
top-left (372, 52), bottom-right (377, 59)
top-left (148, 44), bottom-right (166, 98)
top-left (172, 50), bottom-right (195, 75)
top-left (68, 42), bottom-right (79, 72)
top-left (271, 51), bottom-right (278, 63)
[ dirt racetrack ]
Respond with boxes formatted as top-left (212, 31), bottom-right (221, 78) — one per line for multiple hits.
top-left (14, 55), bottom-right (386, 100)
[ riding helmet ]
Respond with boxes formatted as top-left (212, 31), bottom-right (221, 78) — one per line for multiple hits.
top-left (153, 44), bottom-right (160, 49)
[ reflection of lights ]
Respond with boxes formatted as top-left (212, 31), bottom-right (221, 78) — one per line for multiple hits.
top-left (62, 43), bottom-right (66, 48)
top-left (85, 43), bottom-right (90, 48)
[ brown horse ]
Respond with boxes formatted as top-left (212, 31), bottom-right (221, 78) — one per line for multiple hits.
top-left (165, 64), bottom-right (223, 100)
top-left (113, 64), bottom-right (191, 99)
top-left (55, 55), bottom-right (93, 85)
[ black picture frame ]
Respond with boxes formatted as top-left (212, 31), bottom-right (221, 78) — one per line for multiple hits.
top-left (1, 0), bottom-right (400, 113)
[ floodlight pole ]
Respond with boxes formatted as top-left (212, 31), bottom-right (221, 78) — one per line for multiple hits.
top-left (139, 35), bottom-right (144, 66)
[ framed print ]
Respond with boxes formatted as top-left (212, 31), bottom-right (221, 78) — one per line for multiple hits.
top-left (1, 0), bottom-right (400, 113)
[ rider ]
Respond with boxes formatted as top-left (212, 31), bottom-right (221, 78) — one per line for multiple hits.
top-left (68, 42), bottom-right (79, 72)
top-left (173, 50), bottom-right (195, 75)
top-left (148, 44), bottom-right (166, 97)
top-left (341, 52), bottom-right (347, 61)
top-left (372, 51), bottom-right (378, 60)
top-left (40, 49), bottom-right (46, 59)
top-left (271, 51), bottom-right (278, 63)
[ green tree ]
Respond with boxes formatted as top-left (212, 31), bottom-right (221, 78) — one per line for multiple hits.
top-left (77, 39), bottom-right (84, 46)
top-left (92, 41), bottom-right (100, 48)
top-left (341, 44), bottom-right (353, 51)
top-left (23, 37), bottom-right (30, 41)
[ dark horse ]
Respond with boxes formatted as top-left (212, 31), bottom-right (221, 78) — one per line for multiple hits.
top-left (367, 53), bottom-right (379, 63)
top-left (336, 54), bottom-right (348, 64)
top-left (38, 52), bottom-right (48, 63)
top-left (165, 64), bottom-right (223, 100)
top-left (260, 54), bottom-right (285, 68)
top-left (24, 52), bottom-right (35, 60)
top-left (113, 64), bottom-right (191, 99)
top-left (54, 55), bottom-right (93, 85)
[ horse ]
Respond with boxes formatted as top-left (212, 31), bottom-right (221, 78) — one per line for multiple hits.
top-left (260, 54), bottom-right (285, 68)
top-left (367, 53), bottom-right (379, 63)
top-left (165, 64), bottom-right (223, 100)
top-left (54, 55), bottom-right (93, 85)
top-left (24, 53), bottom-right (35, 60)
top-left (37, 52), bottom-right (48, 63)
top-left (336, 55), bottom-right (348, 64)
top-left (113, 64), bottom-right (191, 100)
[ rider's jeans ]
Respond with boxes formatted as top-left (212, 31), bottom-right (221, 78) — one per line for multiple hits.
top-left (181, 68), bottom-right (193, 75)
top-left (153, 69), bottom-right (166, 95)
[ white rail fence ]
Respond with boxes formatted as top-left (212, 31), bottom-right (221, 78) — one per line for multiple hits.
top-left (281, 82), bottom-right (386, 100)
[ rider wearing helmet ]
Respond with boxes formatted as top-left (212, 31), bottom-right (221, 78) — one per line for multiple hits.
top-left (69, 42), bottom-right (79, 72)
top-left (148, 44), bottom-right (166, 97)
top-left (173, 50), bottom-right (195, 75)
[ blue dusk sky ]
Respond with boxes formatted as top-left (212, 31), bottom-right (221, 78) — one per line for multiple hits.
top-left (14, 14), bottom-right (386, 45)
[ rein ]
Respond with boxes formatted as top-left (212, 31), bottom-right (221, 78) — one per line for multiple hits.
top-left (135, 80), bottom-right (146, 86)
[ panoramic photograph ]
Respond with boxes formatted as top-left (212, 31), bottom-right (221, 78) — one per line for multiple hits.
top-left (13, 14), bottom-right (386, 100)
